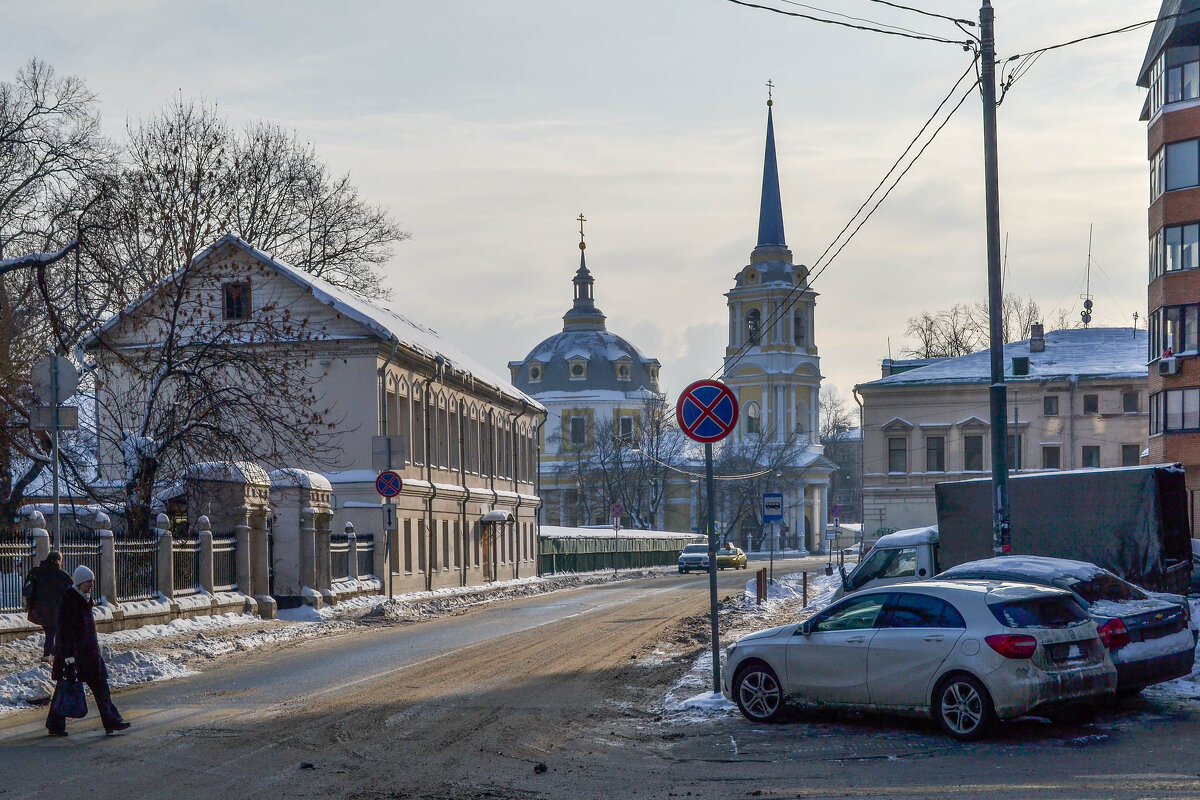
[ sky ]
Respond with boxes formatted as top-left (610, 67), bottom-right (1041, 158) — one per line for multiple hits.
top-left (2, 0), bottom-right (1165, 406)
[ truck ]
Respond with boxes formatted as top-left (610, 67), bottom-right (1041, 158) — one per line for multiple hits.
top-left (841, 464), bottom-right (1194, 596)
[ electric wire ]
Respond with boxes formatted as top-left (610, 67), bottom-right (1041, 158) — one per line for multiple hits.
top-left (774, 0), bottom-right (939, 39)
top-left (721, 0), bottom-right (972, 46)
top-left (863, 0), bottom-right (975, 28)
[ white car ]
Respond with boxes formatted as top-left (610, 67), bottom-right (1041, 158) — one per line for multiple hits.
top-left (678, 543), bottom-right (709, 573)
top-left (722, 580), bottom-right (1117, 740)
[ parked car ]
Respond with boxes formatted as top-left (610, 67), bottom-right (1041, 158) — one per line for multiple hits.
top-left (716, 545), bottom-right (748, 570)
top-left (938, 556), bottom-right (1196, 693)
top-left (723, 580), bottom-right (1116, 740)
top-left (678, 544), bottom-right (709, 573)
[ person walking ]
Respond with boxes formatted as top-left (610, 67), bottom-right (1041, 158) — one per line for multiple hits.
top-left (23, 551), bottom-right (72, 663)
top-left (46, 565), bottom-right (131, 737)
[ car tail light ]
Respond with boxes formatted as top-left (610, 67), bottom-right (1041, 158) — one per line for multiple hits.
top-left (1097, 618), bottom-right (1130, 649)
top-left (985, 634), bottom-right (1038, 659)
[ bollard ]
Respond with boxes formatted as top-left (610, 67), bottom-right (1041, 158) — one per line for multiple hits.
top-left (802, 571), bottom-right (808, 607)
top-left (756, 568), bottom-right (767, 604)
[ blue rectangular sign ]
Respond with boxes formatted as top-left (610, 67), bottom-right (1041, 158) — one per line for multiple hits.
top-left (762, 493), bottom-right (784, 523)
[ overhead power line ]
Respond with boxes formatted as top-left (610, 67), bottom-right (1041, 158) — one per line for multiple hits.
top-left (721, 0), bottom-right (973, 47)
top-left (863, 0), bottom-right (975, 28)
top-left (774, 0), bottom-right (942, 39)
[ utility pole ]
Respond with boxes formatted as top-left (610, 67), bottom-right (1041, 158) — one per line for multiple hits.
top-left (981, 0), bottom-right (1010, 556)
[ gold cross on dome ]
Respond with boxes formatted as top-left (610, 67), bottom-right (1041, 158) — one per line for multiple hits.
top-left (766, 79), bottom-right (774, 102)
top-left (577, 213), bottom-right (587, 247)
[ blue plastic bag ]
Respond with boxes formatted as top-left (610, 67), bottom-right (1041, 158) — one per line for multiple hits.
top-left (51, 671), bottom-right (87, 719)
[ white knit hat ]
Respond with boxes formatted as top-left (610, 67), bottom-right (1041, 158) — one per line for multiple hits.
top-left (72, 565), bottom-right (94, 585)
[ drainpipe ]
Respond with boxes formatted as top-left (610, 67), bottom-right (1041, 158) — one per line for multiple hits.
top-left (1067, 375), bottom-right (1077, 470)
top-left (424, 356), bottom-right (444, 591)
top-left (852, 386), bottom-right (865, 529)
top-left (458, 397), bottom-right (468, 587)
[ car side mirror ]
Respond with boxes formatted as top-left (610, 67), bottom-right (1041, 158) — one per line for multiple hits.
top-left (838, 564), bottom-right (849, 590)
top-left (798, 619), bottom-right (813, 636)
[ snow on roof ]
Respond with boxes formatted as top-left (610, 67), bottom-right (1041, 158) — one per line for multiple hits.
top-left (858, 328), bottom-right (1147, 389)
top-left (940, 555), bottom-right (1105, 582)
top-left (87, 235), bottom-right (541, 412)
top-left (539, 525), bottom-right (705, 541)
top-left (185, 461), bottom-right (271, 486)
top-left (873, 525), bottom-right (939, 549)
top-left (268, 469), bottom-right (332, 492)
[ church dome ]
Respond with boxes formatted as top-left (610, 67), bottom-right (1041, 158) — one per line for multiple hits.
top-left (509, 225), bottom-right (661, 396)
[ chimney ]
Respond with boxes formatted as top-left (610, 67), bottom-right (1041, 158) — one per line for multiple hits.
top-left (882, 358), bottom-right (894, 378)
top-left (1029, 323), bottom-right (1045, 353)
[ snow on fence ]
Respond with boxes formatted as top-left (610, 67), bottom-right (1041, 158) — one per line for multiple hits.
top-left (211, 536), bottom-right (237, 592)
top-left (114, 536), bottom-right (158, 602)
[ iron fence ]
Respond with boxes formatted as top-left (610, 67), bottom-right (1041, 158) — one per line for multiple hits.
top-left (173, 536), bottom-right (201, 596)
top-left (60, 530), bottom-right (102, 599)
top-left (330, 534), bottom-right (351, 581)
top-left (115, 536), bottom-right (158, 602)
top-left (356, 535), bottom-right (374, 578)
top-left (0, 532), bottom-right (34, 613)
top-left (212, 536), bottom-right (237, 592)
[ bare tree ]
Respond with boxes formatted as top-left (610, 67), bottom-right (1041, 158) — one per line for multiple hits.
top-left (712, 429), bottom-right (812, 550)
top-left (902, 294), bottom-right (1045, 359)
top-left (819, 386), bottom-right (855, 441)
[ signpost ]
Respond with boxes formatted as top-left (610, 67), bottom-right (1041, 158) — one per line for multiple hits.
top-left (610, 502), bottom-right (625, 575)
top-left (375, 467), bottom-right (403, 598)
top-left (31, 355), bottom-right (79, 549)
top-left (677, 379), bottom-right (738, 695)
top-left (762, 492), bottom-right (783, 585)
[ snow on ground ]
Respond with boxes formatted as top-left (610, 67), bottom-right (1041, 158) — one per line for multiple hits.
top-left (0, 566), bottom-right (676, 716)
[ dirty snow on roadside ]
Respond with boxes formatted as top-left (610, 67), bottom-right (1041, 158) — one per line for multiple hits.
top-left (662, 569), bottom-right (844, 720)
top-left (0, 567), bottom-right (675, 716)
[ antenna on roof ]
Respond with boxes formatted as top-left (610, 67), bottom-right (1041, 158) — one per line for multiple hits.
top-left (1079, 224), bottom-right (1094, 329)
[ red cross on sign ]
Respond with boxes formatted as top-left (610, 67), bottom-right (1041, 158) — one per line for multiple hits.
top-left (676, 380), bottom-right (739, 444)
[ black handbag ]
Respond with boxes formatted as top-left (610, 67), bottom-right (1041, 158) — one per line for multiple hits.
top-left (51, 667), bottom-right (88, 719)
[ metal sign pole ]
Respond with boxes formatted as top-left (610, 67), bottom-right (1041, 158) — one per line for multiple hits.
top-left (386, 438), bottom-right (394, 600)
top-left (51, 355), bottom-right (61, 550)
top-left (706, 442), bottom-right (720, 695)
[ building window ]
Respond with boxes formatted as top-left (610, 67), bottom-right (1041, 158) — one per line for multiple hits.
top-left (887, 437), bottom-right (907, 473)
top-left (1157, 387), bottom-right (1200, 431)
top-left (528, 365), bottom-right (542, 383)
top-left (1122, 444), bottom-right (1141, 467)
top-left (1166, 139), bottom-right (1200, 193)
top-left (567, 416), bottom-right (587, 446)
top-left (746, 308), bottom-right (762, 345)
top-left (1043, 396), bottom-right (1059, 417)
top-left (1082, 445), bottom-right (1100, 469)
top-left (1149, 304), bottom-right (1200, 357)
top-left (793, 310), bottom-right (805, 346)
top-left (1151, 222), bottom-right (1200, 280)
top-left (1007, 434), bottom-right (1022, 470)
top-left (618, 416), bottom-right (635, 444)
top-left (925, 437), bottom-right (945, 473)
top-left (223, 282), bottom-right (250, 320)
top-left (1042, 445), bottom-right (1061, 470)
top-left (1122, 391), bottom-right (1139, 414)
top-left (1083, 394), bottom-right (1099, 415)
top-left (963, 435), bottom-right (983, 472)
top-left (745, 401), bottom-right (761, 435)
top-left (616, 362), bottom-right (631, 381)
top-left (569, 360), bottom-right (587, 380)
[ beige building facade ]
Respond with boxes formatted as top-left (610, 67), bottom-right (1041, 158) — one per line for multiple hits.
top-left (856, 326), bottom-right (1149, 537)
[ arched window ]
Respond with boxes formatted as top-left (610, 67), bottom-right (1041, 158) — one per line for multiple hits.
top-left (745, 401), bottom-right (761, 435)
top-left (793, 310), bottom-right (806, 346)
top-left (746, 309), bottom-right (762, 345)
top-left (795, 400), bottom-right (809, 436)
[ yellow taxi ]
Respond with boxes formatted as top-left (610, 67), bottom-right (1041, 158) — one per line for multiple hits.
top-left (716, 544), bottom-right (748, 570)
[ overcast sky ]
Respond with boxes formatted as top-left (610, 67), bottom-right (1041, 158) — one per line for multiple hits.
top-left (4, 1), bottom-right (1163, 405)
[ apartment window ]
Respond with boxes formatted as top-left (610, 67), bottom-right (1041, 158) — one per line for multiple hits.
top-left (963, 435), bottom-right (984, 472)
top-left (925, 437), bottom-right (945, 473)
top-left (1043, 395), bottom-right (1059, 417)
top-left (1123, 391), bottom-right (1139, 414)
top-left (1152, 392), bottom-right (1163, 435)
top-left (1149, 305), bottom-right (1200, 357)
top-left (1166, 139), bottom-right (1200, 193)
top-left (1157, 387), bottom-right (1200, 431)
top-left (1082, 446), bottom-right (1100, 469)
top-left (887, 437), bottom-right (907, 473)
top-left (1007, 434), bottom-right (1022, 471)
top-left (1122, 444), bottom-right (1141, 467)
top-left (1042, 445), bottom-right (1061, 470)
top-left (1083, 394), bottom-right (1099, 415)
top-left (223, 282), bottom-right (251, 320)
top-left (567, 416), bottom-right (587, 446)
top-left (1149, 47), bottom-right (1200, 116)
top-left (1152, 147), bottom-right (1165, 201)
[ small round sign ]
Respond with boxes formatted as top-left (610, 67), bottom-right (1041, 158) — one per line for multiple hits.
top-left (676, 380), bottom-right (739, 443)
top-left (610, 502), bottom-right (625, 519)
top-left (375, 470), bottom-right (403, 498)
top-left (830, 504), bottom-right (842, 519)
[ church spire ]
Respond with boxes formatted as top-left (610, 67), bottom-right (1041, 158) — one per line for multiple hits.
top-left (564, 213), bottom-right (606, 330)
top-left (755, 82), bottom-right (787, 252)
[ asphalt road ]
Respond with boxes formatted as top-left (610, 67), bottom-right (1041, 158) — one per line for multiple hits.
top-left (2, 564), bottom-right (1200, 800)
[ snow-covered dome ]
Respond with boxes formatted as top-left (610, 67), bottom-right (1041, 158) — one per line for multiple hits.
top-left (509, 237), bottom-right (660, 396)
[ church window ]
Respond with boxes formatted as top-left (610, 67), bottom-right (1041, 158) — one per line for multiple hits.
top-left (618, 416), bottom-right (635, 444)
top-left (793, 310), bottom-right (806, 346)
top-left (746, 309), bottom-right (762, 345)
top-left (569, 359), bottom-right (588, 380)
top-left (745, 402), bottom-right (761, 435)
top-left (616, 363), bottom-right (631, 381)
top-left (223, 282), bottom-right (251, 320)
top-left (567, 415), bottom-right (587, 446)
top-left (795, 401), bottom-right (809, 435)
top-left (529, 364), bottom-right (542, 382)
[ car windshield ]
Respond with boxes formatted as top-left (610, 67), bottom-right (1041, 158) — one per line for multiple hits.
top-left (848, 546), bottom-right (917, 590)
top-left (988, 595), bottom-right (1088, 629)
top-left (1059, 572), bottom-right (1146, 604)
top-left (682, 545), bottom-right (707, 554)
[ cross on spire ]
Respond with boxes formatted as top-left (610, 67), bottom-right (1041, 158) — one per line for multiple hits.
top-left (766, 79), bottom-right (774, 107)
top-left (577, 212), bottom-right (587, 250)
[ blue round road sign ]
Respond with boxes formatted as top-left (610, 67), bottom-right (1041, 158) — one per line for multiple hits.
top-left (375, 470), bottom-right (403, 498)
top-left (676, 380), bottom-right (739, 443)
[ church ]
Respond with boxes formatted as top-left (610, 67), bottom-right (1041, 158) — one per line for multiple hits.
top-left (510, 96), bottom-right (835, 551)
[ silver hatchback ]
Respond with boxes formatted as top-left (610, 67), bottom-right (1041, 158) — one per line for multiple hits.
top-left (722, 580), bottom-right (1117, 740)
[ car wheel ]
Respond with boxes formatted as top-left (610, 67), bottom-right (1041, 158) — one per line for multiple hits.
top-left (933, 674), bottom-right (994, 741)
top-left (733, 662), bottom-right (785, 723)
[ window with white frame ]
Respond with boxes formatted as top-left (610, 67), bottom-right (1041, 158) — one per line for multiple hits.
top-left (963, 435), bottom-right (984, 471)
top-left (887, 437), bottom-right (907, 473)
top-left (745, 401), bottom-right (761, 435)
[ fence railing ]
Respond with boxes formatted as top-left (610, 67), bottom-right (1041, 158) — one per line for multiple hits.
top-left (0, 532), bottom-right (34, 613)
top-left (60, 530), bottom-right (102, 600)
top-left (212, 536), bottom-right (237, 592)
top-left (172, 536), bottom-right (201, 596)
top-left (114, 536), bottom-right (158, 602)
top-left (330, 534), bottom-right (351, 581)
top-left (356, 535), bottom-right (374, 579)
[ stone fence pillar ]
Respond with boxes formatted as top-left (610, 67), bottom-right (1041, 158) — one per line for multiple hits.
top-left (154, 513), bottom-right (174, 601)
top-left (95, 514), bottom-right (117, 606)
top-left (197, 515), bottom-right (215, 594)
top-left (346, 522), bottom-right (359, 581)
top-left (234, 510), bottom-right (252, 597)
top-left (26, 510), bottom-right (50, 564)
top-left (250, 509), bottom-right (275, 619)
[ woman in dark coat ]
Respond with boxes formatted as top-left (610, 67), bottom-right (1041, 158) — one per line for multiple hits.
top-left (46, 566), bottom-right (130, 737)
top-left (23, 551), bottom-right (72, 660)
